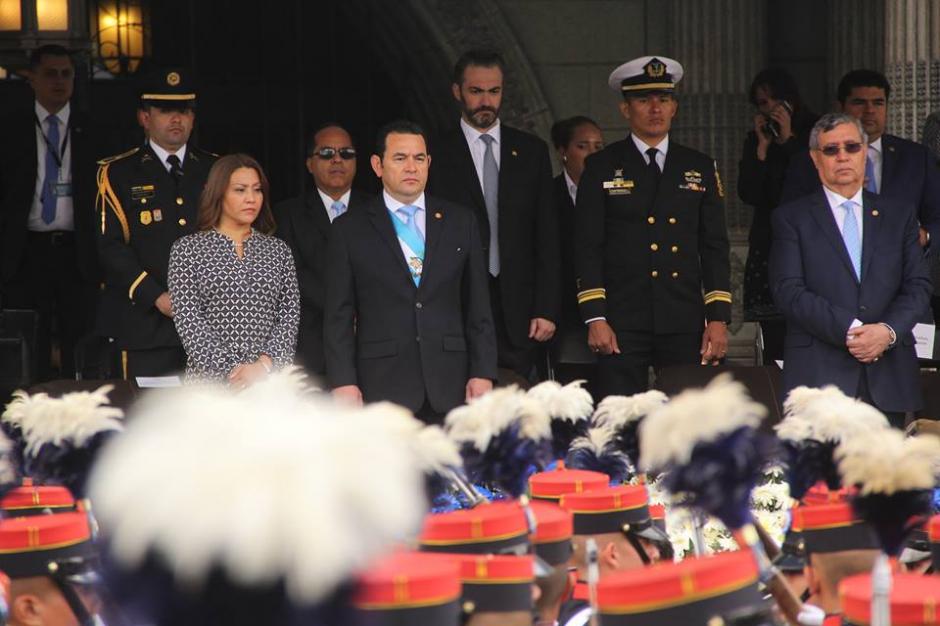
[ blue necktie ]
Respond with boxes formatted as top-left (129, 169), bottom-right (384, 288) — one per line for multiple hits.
top-left (394, 205), bottom-right (425, 286)
top-left (41, 114), bottom-right (60, 224)
top-left (331, 199), bottom-right (346, 220)
top-left (841, 200), bottom-right (862, 279)
top-left (864, 151), bottom-right (877, 193)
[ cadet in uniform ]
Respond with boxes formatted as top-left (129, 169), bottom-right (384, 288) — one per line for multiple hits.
top-left (95, 69), bottom-right (216, 379)
top-left (575, 56), bottom-right (732, 398)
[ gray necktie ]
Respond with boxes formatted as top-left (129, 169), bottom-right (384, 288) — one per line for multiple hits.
top-left (480, 133), bottom-right (500, 276)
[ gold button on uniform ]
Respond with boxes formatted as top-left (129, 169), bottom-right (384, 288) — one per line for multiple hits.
top-left (672, 272), bottom-right (679, 278)
top-left (178, 218), bottom-right (187, 226)
top-left (650, 243), bottom-right (659, 251)
top-left (651, 270), bottom-right (658, 278)
top-left (176, 197), bottom-right (184, 206)
top-left (140, 198), bottom-right (147, 205)
top-left (671, 245), bottom-right (679, 253)
top-left (647, 216), bottom-right (656, 224)
top-left (668, 217), bottom-right (677, 224)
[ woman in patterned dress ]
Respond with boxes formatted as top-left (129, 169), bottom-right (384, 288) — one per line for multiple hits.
top-left (168, 154), bottom-right (299, 386)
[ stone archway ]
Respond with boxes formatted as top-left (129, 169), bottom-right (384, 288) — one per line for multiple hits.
top-left (339, 0), bottom-right (554, 141)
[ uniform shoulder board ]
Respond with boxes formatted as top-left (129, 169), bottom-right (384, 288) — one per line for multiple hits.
top-left (97, 147), bottom-right (140, 167)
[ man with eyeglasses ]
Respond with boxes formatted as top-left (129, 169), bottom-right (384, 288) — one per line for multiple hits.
top-left (274, 123), bottom-right (370, 376)
top-left (0, 45), bottom-right (102, 382)
top-left (770, 113), bottom-right (931, 426)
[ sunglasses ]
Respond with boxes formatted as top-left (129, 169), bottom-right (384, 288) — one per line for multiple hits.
top-left (313, 147), bottom-right (356, 160)
top-left (818, 141), bottom-right (864, 157)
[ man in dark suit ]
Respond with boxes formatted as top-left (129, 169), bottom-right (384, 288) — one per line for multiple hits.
top-left (770, 113), bottom-right (931, 425)
top-left (575, 56), bottom-right (732, 398)
top-left (325, 120), bottom-right (497, 423)
top-left (427, 50), bottom-right (560, 382)
top-left (274, 123), bottom-right (370, 376)
top-left (0, 45), bottom-right (100, 381)
top-left (781, 70), bottom-right (940, 250)
top-left (96, 69), bottom-right (216, 379)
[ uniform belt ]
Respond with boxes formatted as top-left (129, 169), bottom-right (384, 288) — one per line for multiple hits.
top-left (27, 231), bottom-right (75, 247)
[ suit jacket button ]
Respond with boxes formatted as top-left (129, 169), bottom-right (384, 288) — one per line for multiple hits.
top-left (650, 243), bottom-right (659, 251)
top-left (859, 305), bottom-right (868, 312)
top-left (176, 197), bottom-right (184, 205)
top-left (178, 218), bottom-right (187, 226)
top-left (647, 216), bottom-right (656, 224)
top-left (669, 217), bottom-right (677, 224)
top-left (671, 245), bottom-right (679, 253)
top-left (415, 302), bottom-right (423, 309)
top-left (672, 272), bottom-right (679, 278)
top-left (416, 336), bottom-right (421, 342)
top-left (651, 270), bottom-right (659, 278)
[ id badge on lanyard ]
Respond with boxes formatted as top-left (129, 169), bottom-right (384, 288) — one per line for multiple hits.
top-left (36, 115), bottom-right (72, 198)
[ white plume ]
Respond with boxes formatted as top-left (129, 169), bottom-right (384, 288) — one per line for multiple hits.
top-left (526, 380), bottom-right (593, 422)
top-left (782, 385), bottom-right (848, 418)
top-left (357, 402), bottom-right (462, 474)
top-left (776, 392), bottom-right (889, 444)
top-left (639, 373), bottom-right (766, 471)
top-left (445, 386), bottom-right (551, 451)
top-left (592, 390), bottom-right (669, 429)
top-left (88, 373), bottom-right (425, 605)
top-left (569, 426), bottom-right (614, 456)
top-left (837, 428), bottom-right (940, 495)
top-left (2, 385), bottom-right (123, 455)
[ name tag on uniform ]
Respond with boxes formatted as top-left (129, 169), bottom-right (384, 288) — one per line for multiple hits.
top-left (50, 182), bottom-right (72, 197)
top-left (604, 169), bottom-right (635, 196)
top-left (131, 185), bottom-right (155, 200)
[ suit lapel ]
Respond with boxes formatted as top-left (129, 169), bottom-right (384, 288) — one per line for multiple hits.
top-left (453, 133), bottom-right (486, 212)
top-left (809, 190), bottom-right (859, 282)
top-left (860, 191), bottom-right (881, 280)
top-left (497, 129), bottom-right (519, 216)
top-left (305, 190), bottom-right (332, 239)
top-left (367, 200), bottom-right (415, 288)
top-left (421, 201), bottom-right (445, 288)
top-left (879, 135), bottom-right (898, 195)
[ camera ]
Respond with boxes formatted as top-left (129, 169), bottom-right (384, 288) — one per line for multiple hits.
top-left (761, 100), bottom-right (793, 139)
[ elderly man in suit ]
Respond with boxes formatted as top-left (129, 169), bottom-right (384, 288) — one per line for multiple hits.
top-left (770, 112), bottom-right (931, 426)
top-left (427, 49), bottom-right (560, 382)
top-left (324, 119), bottom-right (497, 423)
top-left (274, 123), bottom-right (370, 376)
top-left (0, 45), bottom-right (101, 381)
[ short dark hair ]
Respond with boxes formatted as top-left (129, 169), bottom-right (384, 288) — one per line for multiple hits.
top-left (453, 49), bottom-right (505, 85)
top-left (29, 44), bottom-right (72, 69)
top-left (837, 69), bottom-right (891, 104)
top-left (748, 67), bottom-right (803, 110)
top-left (306, 122), bottom-right (353, 158)
top-left (374, 119), bottom-right (428, 158)
top-left (550, 116), bottom-right (600, 150)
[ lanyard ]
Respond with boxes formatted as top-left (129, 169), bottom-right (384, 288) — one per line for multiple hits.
top-left (34, 114), bottom-right (70, 169)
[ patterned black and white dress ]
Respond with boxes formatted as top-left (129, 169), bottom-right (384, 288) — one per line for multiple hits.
top-left (168, 229), bottom-right (300, 382)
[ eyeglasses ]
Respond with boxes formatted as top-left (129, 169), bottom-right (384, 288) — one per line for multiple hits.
top-left (313, 147), bottom-right (356, 160)
top-left (818, 142), bottom-right (864, 157)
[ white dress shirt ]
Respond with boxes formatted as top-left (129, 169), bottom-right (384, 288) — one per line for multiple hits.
top-left (867, 137), bottom-right (883, 193)
top-left (822, 185), bottom-right (865, 243)
top-left (29, 101), bottom-right (74, 231)
top-left (384, 190), bottom-right (427, 264)
top-left (317, 188), bottom-right (351, 223)
top-left (632, 133), bottom-right (669, 170)
top-left (149, 139), bottom-right (188, 173)
top-left (564, 169), bottom-right (578, 205)
top-left (460, 117), bottom-right (501, 189)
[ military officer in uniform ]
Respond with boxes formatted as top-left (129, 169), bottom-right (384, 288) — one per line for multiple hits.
top-left (574, 56), bottom-right (732, 398)
top-left (95, 69), bottom-right (216, 379)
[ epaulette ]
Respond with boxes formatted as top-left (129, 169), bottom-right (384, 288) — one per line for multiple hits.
top-left (97, 147), bottom-right (140, 167)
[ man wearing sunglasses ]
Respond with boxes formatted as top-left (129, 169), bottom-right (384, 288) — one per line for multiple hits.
top-left (781, 70), bottom-right (940, 262)
top-left (274, 123), bottom-right (370, 376)
top-left (770, 113), bottom-right (931, 426)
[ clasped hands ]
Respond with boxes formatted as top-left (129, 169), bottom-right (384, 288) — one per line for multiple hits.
top-left (846, 323), bottom-right (891, 363)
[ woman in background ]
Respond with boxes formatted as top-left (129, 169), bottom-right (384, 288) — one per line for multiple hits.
top-left (549, 116), bottom-right (604, 386)
top-left (738, 68), bottom-right (818, 363)
top-left (169, 153), bottom-right (299, 386)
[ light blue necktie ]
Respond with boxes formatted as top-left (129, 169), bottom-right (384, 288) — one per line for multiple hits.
top-left (841, 200), bottom-right (862, 279)
top-left (864, 150), bottom-right (877, 193)
top-left (41, 114), bottom-right (60, 224)
top-left (393, 205), bottom-right (425, 286)
top-left (479, 133), bottom-right (500, 276)
top-left (331, 199), bottom-right (346, 220)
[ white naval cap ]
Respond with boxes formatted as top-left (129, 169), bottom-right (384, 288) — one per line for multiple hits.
top-left (607, 55), bottom-right (684, 94)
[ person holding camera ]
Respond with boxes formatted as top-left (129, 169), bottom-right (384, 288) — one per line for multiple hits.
top-left (738, 68), bottom-right (817, 363)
